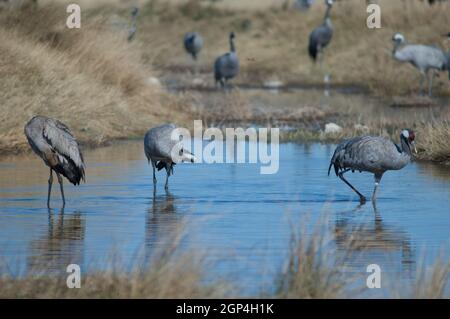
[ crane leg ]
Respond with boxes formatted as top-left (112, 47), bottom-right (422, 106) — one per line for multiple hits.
top-left (151, 160), bottom-right (157, 185)
top-left (56, 172), bottom-right (65, 208)
top-left (47, 168), bottom-right (53, 208)
top-left (164, 164), bottom-right (170, 190)
top-left (371, 173), bottom-right (383, 203)
top-left (428, 71), bottom-right (435, 97)
top-left (419, 71), bottom-right (426, 96)
top-left (218, 78), bottom-right (225, 89)
top-left (338, 170), bottom-right (366, 203)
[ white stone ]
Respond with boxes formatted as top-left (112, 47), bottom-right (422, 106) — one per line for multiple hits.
top-left (192, 78), bottom-right (204, 86)
top-left (145, 77), bottom-right (161, 87)
top-left (324, 123), bottom-right (343, 134)
top-left (263, 80), bottom-right (284, 88)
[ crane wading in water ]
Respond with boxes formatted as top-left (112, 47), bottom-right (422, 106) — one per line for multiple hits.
top-left (392, 33), bottom-right (449, 97)
top-left (24, 116), bottom-right (85, 208)
top-left (144, 124), bottom-right (195, 190)
top-left (328, 129), bottom-right (416, 204)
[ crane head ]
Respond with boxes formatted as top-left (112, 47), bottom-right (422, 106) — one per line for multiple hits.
top-left (392, 33), bottom-right (405, 44)
top-left (230, 32), bottom-right (236, 39)
top-left (401, 129), bottom-right (417, 154)
top-left (179, 148), bottom-right (196, 163)
top-left (325, 0), bottom-right (333, 6)
top-left (131, 7), bottom-right (139, 17)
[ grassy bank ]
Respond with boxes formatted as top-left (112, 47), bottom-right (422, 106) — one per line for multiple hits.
top-left (0, 3), bottom-right (192, 156)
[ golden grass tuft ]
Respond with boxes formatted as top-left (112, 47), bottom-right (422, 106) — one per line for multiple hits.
top-left (417, 121), bottom-right (450, 164)
top-left (275, 220), bottom-right (354, 299)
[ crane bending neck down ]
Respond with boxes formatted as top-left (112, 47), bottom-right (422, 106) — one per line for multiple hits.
top-left (328, 128), bottom-right (416, 206)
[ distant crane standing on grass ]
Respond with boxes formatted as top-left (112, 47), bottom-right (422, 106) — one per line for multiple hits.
top-left (184, 32), bottom-right (203, 61)
top-left (24, 116), bottom-right (86, 208)
top-left (308, 0), bottom-right (334, 65)
top-left (214, 32), bottom-right (240, 88)
top-left (144, 124), bottom-right (195, 190)
top-left (127, 7), bottom-right (139, 42)
top-left (392, 33), bottom-right (449, 97)
top-left (328, 129), bottom-right (416, 204)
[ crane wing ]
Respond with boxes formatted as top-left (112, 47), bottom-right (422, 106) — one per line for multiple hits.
top-left (43, 118), bottom-right (85, 170)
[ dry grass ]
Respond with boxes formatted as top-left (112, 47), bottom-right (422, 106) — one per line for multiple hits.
top-left (0, 3), bottom-right (192, 156)
top-left (416, 121), bottom-right (450, 164)
top-left (408, 256), bottom-right (449, 299)
top-left (275, 218), bottom-right (358, 298)
top-left (0, 256), bottom-right (221, 298)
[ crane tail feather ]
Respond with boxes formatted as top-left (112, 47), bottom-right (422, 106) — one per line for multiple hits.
top-left (53, 159), bottom-right (84, 186)
top-left (308, 43), bottom-right (318, 61)
top-left (156, 161), bottom-right (165, 171)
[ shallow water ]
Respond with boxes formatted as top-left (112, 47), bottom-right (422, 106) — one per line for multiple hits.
top-left (0, 140), bottom-right (449, 297)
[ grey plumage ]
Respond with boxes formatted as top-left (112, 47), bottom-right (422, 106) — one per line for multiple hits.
top-left (392, 33), bottom-right (449, 96)
top-left (24, 116), bottom-right (85, 207)
top-left (144, 124), bottom-right (195, 190)
top-left (308, 0), bottom-right (333, 61)
top-left (214, 32), bottom-right (240, 88)
top-left (328, 129), bottom-right (416, 204)
top-left (184, 32), bottom-right (203, 60)
top-left (445, 32), bottom-right (450, 79)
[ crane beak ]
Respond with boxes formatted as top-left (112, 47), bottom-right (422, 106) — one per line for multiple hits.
top-left (182, 152), bottom-right (196, 163)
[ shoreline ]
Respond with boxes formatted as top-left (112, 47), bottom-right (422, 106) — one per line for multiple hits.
top-left (3, 133), bottom-right (448, 168)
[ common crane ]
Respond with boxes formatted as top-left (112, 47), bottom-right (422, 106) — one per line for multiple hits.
top-left (328, 129), bottom-right (416, 204)
top-left (127, 7), bottom-right (139, 42)
top-left (144, 124), bottom-right (195, 190)
top-left (184, 32), bottom-right (203, 61)
top-left (308, 0), bottom-right (333, 63)
top-left (24, 116), bottom-right (85, 208)
top-left (214, 32), bottom-right (239, 88)
top-left (392, 33), bottom-right (449, 96)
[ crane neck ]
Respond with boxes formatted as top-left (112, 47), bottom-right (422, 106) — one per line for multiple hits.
top-left (324, 5), bottom-right (332, 26)
top-left (400, 135), bottom-right (412, 157)
top-left (230, 37), bottom-right (236, 53)
top-left (392, 42), bottom-right (401, 54)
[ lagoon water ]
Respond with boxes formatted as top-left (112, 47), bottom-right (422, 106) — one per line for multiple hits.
top-left (0, 140), bottom-right (449, 296)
